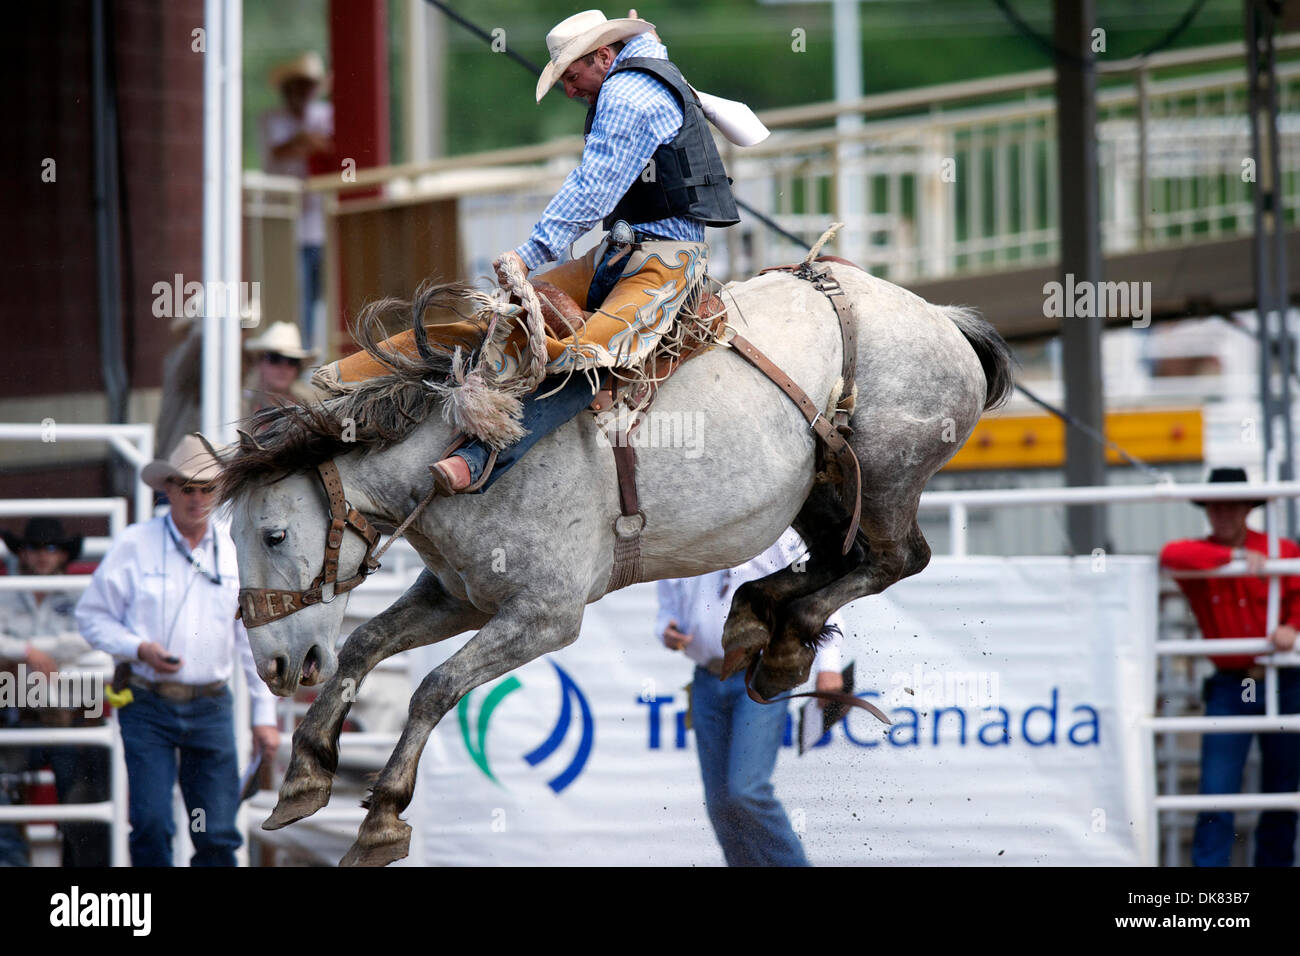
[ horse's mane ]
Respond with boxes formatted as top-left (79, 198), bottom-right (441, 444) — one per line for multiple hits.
top-left (216, 280), bottom-right (486, 503)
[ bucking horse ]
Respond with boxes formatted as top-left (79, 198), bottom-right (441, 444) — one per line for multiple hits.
top-left (211, 252), bottom-right (1013, 866)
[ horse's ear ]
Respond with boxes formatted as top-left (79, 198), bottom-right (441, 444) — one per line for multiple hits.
top-left (235, 428), bottom-right (267, 452)
top-left (193, 431), bottom-right (234, 463)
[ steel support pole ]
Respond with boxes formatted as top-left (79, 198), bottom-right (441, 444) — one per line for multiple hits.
top-left (1054, 0), bottom-right (1107, 553)
top-left (1245, 0), bottom-right (1296, 536)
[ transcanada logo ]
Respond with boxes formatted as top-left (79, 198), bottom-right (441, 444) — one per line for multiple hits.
top-left (458, 660), bottom-right (593, 793)
top-left (639, 687), bottom-right (1101, 749)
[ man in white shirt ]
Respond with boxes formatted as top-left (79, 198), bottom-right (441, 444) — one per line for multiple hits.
top-left (76, 435), bottom-right (280, 866)
top-left (259, 51), bottom-right (334, 348)
top-left (656, 528), bottom-right (845, 866)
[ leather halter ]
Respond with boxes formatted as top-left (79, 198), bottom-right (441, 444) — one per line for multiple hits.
top-left (236, 460), bottom-right (382, 628)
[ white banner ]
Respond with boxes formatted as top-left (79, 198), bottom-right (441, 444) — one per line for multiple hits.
top-left (407, 556), bottom-right (1156, 865)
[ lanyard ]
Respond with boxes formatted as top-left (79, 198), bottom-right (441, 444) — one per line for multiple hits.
top-left (165, 516), bottom-right (222, 585)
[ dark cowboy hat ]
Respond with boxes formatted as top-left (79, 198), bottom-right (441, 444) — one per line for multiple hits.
top-left (1192, 467), bottom-right (1267, 509)
top-left (1, 517), bottom-right (84, 562)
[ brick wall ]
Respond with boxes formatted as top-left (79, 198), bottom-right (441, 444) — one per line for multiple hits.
top-left (0, 0), bottom-right (204, 512)
top-left (0, 0), bottom-right (204, 401)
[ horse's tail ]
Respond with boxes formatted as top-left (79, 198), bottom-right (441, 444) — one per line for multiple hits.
top-left (940, 305), bottom-right (1015, 411)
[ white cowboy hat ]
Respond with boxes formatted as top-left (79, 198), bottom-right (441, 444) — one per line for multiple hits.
top-left (269, 51), bottom-right (328, 91)
top-left (244, 321), bottom-right (317, 361)
top-left (142, 433), bottom-right (222, 493)
top-left (535, 10), bottom-right (655, 103)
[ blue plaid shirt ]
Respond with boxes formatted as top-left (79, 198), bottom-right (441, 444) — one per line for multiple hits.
top-left (514, 34), bottom-right (706, 271)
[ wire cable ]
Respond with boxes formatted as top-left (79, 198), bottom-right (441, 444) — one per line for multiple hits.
top-left (422, 0), bottom-right (811, 249)
top-left (989, 0), bottom-right (1212, 68)
top-left (1015, 381), bottom-right (1169, 481)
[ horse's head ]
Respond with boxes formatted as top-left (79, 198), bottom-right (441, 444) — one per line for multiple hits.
top-left (225, 465), bottom-right (378, 696)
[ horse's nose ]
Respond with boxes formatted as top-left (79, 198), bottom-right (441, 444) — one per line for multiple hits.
top-left (264, 654), bottom-right (289, 685)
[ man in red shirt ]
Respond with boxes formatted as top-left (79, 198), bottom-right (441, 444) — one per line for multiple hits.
top-left (1160, 468), bottom-right (1300, 867)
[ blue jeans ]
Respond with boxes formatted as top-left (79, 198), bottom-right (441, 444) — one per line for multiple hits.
top-left (0, 706), bottom-right (27, 866)
top-left (28, 741), bottom-right (111, 867)
top-left (299, 244), bottom-right (323, 346)
top-left (454, 373), bottom-right (597, 491)
top-left (0, 781), bottom-right (27, 866)
top-left (691, 666), bottom-right (809, 866)
top-left (117, 687), bottom-right (241, 867)
top-left (1193, 669), bottom-right (1300, 867)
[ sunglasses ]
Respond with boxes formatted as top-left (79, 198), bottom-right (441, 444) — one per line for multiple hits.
top-left (19, 543), bottom-right (65, 553)
top-left (167, 479), bottom-right (216, 495)
top-left (262, 352), bottom-right (302, 367)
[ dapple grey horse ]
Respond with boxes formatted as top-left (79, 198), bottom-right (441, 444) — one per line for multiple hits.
top-left (216, 262), bottom-right (1012, 865)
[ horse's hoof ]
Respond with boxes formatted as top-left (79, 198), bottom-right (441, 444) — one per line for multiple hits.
top-left (720, 645), bottom-right (756, 681)
top-left (753, 643), bottom-right (816, 699)
top-left (720, 608), bottom-right (770, 680)
top-left (339, 824), bottom-right (411, 867)
top-left (262, 783), bottom-right (332, 830)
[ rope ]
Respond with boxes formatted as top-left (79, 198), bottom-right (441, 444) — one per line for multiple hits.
top-left (372, 483), bottom-right (441, 563)
top-left (989, 0), bottom-right (1212, 69)
top-left (803, 222), bottom-right (844, 263)
top-left (488, 252), bottom-right (546, 395)
top-left (1015, 381), bottom-right (1170, 483)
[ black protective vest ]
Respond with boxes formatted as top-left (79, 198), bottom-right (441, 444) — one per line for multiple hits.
top-left (584, 56), bottom-right (740, 230)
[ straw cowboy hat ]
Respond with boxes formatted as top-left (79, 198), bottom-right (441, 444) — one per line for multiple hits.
top-left (2, 517), bottom-right (83, 562)
top-left (141, 434), bottom-right (222, 494)
top-left (269, 51), bottom-right (329, 91)
top-left (535, 10), bottom-right (656, 103)
top-left (244, 321), bottom-right (317, 361)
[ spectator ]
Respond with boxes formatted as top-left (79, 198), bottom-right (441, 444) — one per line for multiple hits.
top-left (656, 528), bottom-right (845, 866)
top-left (0, 517), bottom-right (110, 867)
top-left (242, 321), bottom-right (321, 421)
top-left (259, 52), bottom-right (334, 349)
top-left (76, 435), bottom-right (280, 866)
top-left (1160, 467), bottom-right (1300, 867)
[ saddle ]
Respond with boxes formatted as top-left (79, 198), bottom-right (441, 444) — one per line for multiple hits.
top-left (590, 258), bottom-right (864, 591)
top-left (450, 262), bottom-right (863, 593)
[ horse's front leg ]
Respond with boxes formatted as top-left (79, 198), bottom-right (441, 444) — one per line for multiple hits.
top-left (264, 571), bottom-right (488, 830)
top-left (339, 592), bottom-right (584, 867)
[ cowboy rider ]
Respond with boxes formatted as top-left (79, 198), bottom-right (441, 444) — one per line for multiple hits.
top-left (314, 9), bottom-right (740, 494)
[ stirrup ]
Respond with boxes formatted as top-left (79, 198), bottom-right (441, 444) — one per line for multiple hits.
top-left (429, 435), bottom-right (499, 496)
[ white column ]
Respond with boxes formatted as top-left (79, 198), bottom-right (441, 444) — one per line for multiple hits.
top-left (832, 0), bottom-right (864, 267)
top-left (202, 0), bottom-right (244, 447)
top-left (406, 0), bottom-right (445, 162)
top-left (201, 0), bottom-right (223, 442)
top-left (220, 0), bottom-right (243, 446)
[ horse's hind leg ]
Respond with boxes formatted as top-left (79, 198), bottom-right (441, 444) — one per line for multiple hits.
top-left (768, 507), bottom-right (931, 696)
top-left (732, 481), bottom-right (932, 698)
top-left (340, 593), bottom-right (585, 867)
top-left (264, 570), bottom-right (488, 830)
top-left (720, 483), bottom-right (863, 685)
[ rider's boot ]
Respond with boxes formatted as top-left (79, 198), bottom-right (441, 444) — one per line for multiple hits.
top-left (430, 455), bottom-right (472, 496)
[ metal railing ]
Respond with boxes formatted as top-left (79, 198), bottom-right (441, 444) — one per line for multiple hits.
top-left (0, 497), bottom-right (128, 866)
top-left (237, 39), bottom-right (1300, 358)
top-left (920, 477), bottom-right (1300, 865)
top-left (0, 423), bottom-right (155, 525)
